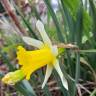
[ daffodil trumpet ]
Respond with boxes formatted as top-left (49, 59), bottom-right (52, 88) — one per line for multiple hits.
top-left (2, 20), bottom-right (68, 90)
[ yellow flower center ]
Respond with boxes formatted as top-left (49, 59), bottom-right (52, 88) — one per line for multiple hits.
top-left (17, 46), bottom-right (56, 80)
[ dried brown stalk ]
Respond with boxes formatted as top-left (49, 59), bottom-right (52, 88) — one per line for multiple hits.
top-left (57, 43), bottom-right (79, 50)
top-left (0, 0), bottom-right (27, 35)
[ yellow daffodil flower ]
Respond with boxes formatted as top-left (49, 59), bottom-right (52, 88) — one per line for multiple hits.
top-left (2, 20), bottom-right (68, 90)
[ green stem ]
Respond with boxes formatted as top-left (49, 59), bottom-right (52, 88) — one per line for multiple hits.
top-left (73, 52), bottom-right (80, 96)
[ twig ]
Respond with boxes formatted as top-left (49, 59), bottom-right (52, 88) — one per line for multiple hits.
top-left (78, 84), bottom-right (91, 95)
top-left (57, 43), bottom-right (79, 49)
top-left (77, 85), bottom-right (82, 96)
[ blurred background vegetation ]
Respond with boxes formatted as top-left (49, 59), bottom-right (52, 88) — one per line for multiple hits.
top-left (0, 0), bottom-right (96, 96)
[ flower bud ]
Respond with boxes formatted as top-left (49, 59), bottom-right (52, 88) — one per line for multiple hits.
top-left (2, 70), bottom-right (25, 85)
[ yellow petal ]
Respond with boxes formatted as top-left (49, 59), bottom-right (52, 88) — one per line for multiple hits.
top-left (17, 46), bottom-right (27, 65)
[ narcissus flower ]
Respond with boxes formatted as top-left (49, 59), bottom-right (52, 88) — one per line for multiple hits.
top-left (2, 20), bottom-right (68, 90)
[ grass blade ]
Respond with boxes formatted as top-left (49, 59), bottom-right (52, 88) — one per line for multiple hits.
top-left (44, 0), bottom-right (64, 42)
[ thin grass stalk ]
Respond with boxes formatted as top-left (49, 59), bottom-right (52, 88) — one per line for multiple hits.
top-left (58, 1), bottom-right (69, 43)
top-left (75, 7), bottom-right (83, 47)
top-left (73, 52), bottom-right (80, 96)
top-left (44, 0), bottom-right (65, 42)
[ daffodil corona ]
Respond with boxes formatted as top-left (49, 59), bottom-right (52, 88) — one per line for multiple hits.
top-left (17, 45), bottom-right (55, 80)
top-left (2, 20), bottom-right (68, 90)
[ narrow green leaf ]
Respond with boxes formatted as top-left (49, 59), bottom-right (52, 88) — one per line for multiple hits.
top-left (61, 0), bottom-right (80, 20)
top-left (44, 0), bottom-right (64, 42)
top-left (80, 49), bottom-right (96, 53)
top-left (75, 7), bottom-right (83, 46)
top-left (90, 88), bottom-right (96, 96)
top-left (89, 0), bottom-right (96, 40)
top-left (73, 52), bottom-right (80, 96)
top-left (22, 80), bottom-right (36, 96)
top-left (60, 0), bottom-right (76, 43)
